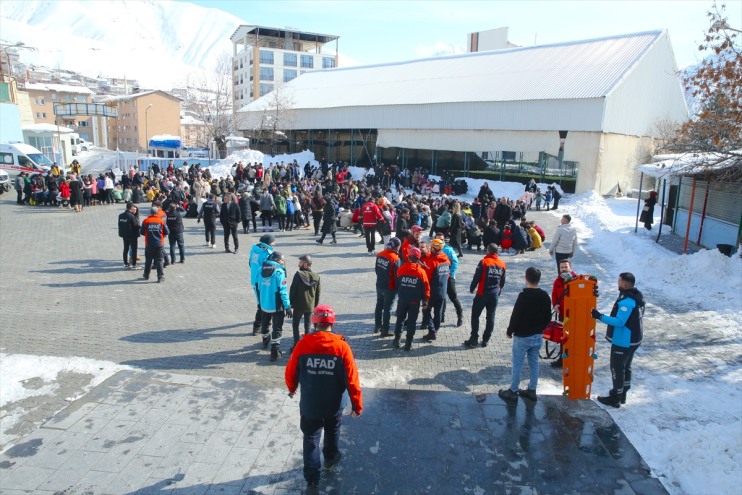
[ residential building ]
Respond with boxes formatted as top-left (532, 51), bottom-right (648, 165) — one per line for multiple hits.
top-left (101, 90), bottom-right (181, 153)
top-left (230, 25), bottom-right (339, 112)
top-left (467, 27), bottom-right (519, 52)
top-left (180, 114), bottom-right (209, 148)
top-left (23, 82), bottom-right (95, 140)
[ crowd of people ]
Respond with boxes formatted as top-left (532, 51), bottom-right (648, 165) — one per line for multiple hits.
top-left (108, 157), bottom-right (646, 495)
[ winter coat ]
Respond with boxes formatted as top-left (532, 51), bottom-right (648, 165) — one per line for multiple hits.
top-left (375, 249), bottom-right (402, 290)
top-left (422, 251), bottom-right (450, 301)
top-left (321, 202), bottom-right (337, 234)
top-left (274, 195), bottom-right (287, 215)
top-left (166, 209), bottom-right (184, 235)
top-left (259, 260), bottom-right (290, 313)
top-left (118, 210), bottom-right (140, 239)
top-left (249, 242), bottom-right (273, 287)
top-left (483, 225), bottom-right (501, 247)
top-left (511, 224), bottom-right (530, 251)
top-left (600, 288), bottom-right (645, 348)
top-left (550, 223), bottom-right (577, 255)
top-left (639, 195), bottom-right (657, 226)
top-left (239, 195), bottom-right (252, 221)
top-left (259, 192), bottom-right (275, 212)
top-left (289, 269), bottom-right (321, 314)
top-left (470, 253), bottom-right (506, 297)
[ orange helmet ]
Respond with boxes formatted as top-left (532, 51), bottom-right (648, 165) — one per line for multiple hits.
top-left (312, 304), bottom-right (336, 325)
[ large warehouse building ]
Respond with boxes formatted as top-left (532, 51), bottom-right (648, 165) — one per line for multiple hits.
top-left (236, 30), bottom-right (688, 194)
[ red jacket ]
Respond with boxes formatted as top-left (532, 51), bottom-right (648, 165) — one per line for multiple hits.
top-left (140, 215), bottom-right (168, 247)
top-left (422, 251), bottom-right (450, 300)
top-left (552, 271), bottom-right (577, 320)
top-left (362, 201), bottom-right (383, 227)
top-left (400, 235), bottom-right (418, 263)
top-left (285, 331), bottom-right (363, 418)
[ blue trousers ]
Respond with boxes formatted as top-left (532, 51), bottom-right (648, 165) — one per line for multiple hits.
top-left (301, 412), bottom-right (342, 483)
top-left (510, 334), bottom-right (543, 391)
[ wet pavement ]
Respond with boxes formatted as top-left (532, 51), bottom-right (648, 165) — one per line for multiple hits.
top-left (0, 370), bottom-right (667, 495)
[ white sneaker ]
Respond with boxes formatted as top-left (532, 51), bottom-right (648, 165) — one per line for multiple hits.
top-left (210, 244), bottom-right (216, 249)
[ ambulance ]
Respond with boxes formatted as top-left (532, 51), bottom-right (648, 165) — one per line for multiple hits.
top-left (0, 142), bottom-right (55, 178)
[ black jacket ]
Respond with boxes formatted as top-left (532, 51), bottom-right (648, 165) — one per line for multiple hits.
top-left (506, 287), bottom-right (552, 337)
top-left (166, 209), bottom-right (184, 234)
top-left (239, 195), bottom-right (252, 221)
top-left (220, 201), bottom-right (241, 226)
top-left (118, 210), bottom-right (140, 239)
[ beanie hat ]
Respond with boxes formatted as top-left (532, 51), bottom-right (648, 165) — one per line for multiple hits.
top-left (260, 234), bottom-right (276, 245)
top-left (386, 237), bottom-right (402, 251)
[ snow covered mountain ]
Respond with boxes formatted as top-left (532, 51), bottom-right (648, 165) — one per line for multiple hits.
top-left (0, 0), bottom-right (243, 89)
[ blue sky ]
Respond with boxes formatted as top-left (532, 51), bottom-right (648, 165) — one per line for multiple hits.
top-left (183, 0), bottom-right (740, 68)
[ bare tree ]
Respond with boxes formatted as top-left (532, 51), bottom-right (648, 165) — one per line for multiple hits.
top-left (660, 2), bottom-right (742, 180)
top-left (182, 53), bottom-right (234, 158)
top-left (251, 83), bottom-right (295, 157)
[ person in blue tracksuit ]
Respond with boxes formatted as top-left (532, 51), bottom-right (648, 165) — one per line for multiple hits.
top-left (259, 251), bottom-right (293, 361)
top-left (592, 272), bottom-right (645, 408)
top-left (249, 234), bottom-right (275, 334)
top-left (437, 233), bottom-right (464, 327)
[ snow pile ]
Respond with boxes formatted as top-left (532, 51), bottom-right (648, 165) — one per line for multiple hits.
top-left (0, 353), bottom-right (125, 451)
top-left (569, 191), bottom-right (742, 320)
top-left (205, 149), bottom-right (321, 179)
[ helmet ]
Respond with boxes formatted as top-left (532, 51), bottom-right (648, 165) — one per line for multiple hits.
top-left (430, 239), bottom-right (445, 250)
top-left (312, 304), bottom-right (336, 325)
top-left (408, 247), bottom-right (422, 260)
top-left (268, 251), bottom-right (284, 262)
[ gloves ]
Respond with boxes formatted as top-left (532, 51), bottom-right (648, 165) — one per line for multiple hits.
top-left (591, 309), bottom-right (603, 319)
top-left (285, 308), bottom-right (294, 319)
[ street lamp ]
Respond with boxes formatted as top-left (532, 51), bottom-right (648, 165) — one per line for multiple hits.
top-left (145, 104), bottom-right (153, 156)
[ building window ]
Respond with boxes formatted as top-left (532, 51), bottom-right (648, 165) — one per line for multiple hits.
top-left (259, 50), bottom-right (274, 64)
top-left (40, 98), bottom-right (45, 105)
top-left (259, 67), bottom-right (274, 81)
top-left (300, 55), bottom-right (313, 68)
top-left (42, 112), bottom-right (46, 118)
top-left (259, 83), bottom-right (273, 97)
top-left (284, 69), bottom-right (297, 82)
top-left (322, 57), bottom-right (335, 69)
top-left (79, 121), bottom-right (90, 127)
top-left (283, 53), bottom-right (297, 67)
top-left (36, 112), bottom-right (40, 118)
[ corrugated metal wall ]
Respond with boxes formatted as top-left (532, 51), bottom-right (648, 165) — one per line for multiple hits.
top-left (678, 177), bottom-right (742, 225)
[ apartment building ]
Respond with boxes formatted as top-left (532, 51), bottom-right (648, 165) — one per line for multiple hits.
top-left (230, 25), bottom-right (339, 111)
top-left (101, 90), bottom-right (181, 153)
top-left (180, 114), bottom-right (209, 148)
top-left (23, 82), bottom-right (95, 140)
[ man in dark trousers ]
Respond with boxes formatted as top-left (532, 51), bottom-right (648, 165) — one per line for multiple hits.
top-left (593, 272), bottom-right (645, 408)
top-left (118, 202), bottom-right (140, 269)
top-left (498, 267), bottom-right (552, 403)
top-left (361, 195), bottom-right (384, 255)
top-left (420, 238), bottom-right (451, 341)
top-left (140, 206), bottom-right (169, 283)
top-left (198, 194), bottom-right (219, 248)
top-left (393, 247), bottom-right (430, 351)
top-left (165, 202), bottom-right (185, 264)
top-left (285, 305), bottom-right (363, 495)
top-left (289, 255), bottom-right (321, 351)
top-left (374, 237), bottom-right (402, 336)
top-left (464, 243), bottom-right (507, 348)
top-left (220, 193), bottom-right (241, 253)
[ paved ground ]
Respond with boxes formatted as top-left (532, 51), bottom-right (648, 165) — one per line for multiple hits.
top-left (0, 196), bottom-right (667, 494)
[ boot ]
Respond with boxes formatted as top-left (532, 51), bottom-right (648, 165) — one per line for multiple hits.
top-left (422, 331), bottom-right (437, 341)
top-left (393, 335), bottom-right (401, 348)
top-left (403, 336), bottom-right (413, 351)
top-left (262, 335), bottom-right (270, 348)
top-left (270, 344), bottom-right (282, 362)
top-left (620, 386), bottom-right (630, 404)
top-left (597, 391), bottom-right (621, 408)
top-left (456, 313), bottom-right (463, 327)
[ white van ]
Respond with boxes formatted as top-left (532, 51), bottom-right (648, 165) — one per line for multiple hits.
top-left (0, 142), bottom-right (55, 178)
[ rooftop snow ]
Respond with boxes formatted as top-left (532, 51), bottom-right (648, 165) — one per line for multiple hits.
top-left (24, 82), bottom-right (94, 95)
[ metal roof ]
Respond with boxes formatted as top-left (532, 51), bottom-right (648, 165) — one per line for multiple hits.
top-left (241, 30), bottom-right (666, 112)
top-left (230, 24), bottom-right (339, 44)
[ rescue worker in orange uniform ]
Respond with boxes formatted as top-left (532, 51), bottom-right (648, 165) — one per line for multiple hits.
top-left (285, 305), bottom-right (363, 495)
top-left (140, 205), bottom-right (169, 283)
top-left (420, 238), bottom-right (451, 341)
top-left (464, 243), bottom-right (507, 348)
top-left (393, 247), bottom-right (431, 351)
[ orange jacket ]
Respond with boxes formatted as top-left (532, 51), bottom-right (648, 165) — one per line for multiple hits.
top-left (400, 235), bottom-right (418, 263)
top-left (470, 253), bottom-right (506, 297)
top-left (422, 251), bottom-right (450, 300)
top-left (141, 215), bottom-right (168, 247)
top-left (285, 331), bottom-right (363, 418)
top-left (375, 249), bottom-right (401, 290)
top-left (396, 261), bottom-right (430, 303)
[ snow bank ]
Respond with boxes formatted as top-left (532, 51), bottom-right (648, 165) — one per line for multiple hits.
top-left (205, 149), bottom-right (321, 179)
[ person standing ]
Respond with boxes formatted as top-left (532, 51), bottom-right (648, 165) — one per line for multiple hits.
top-left (239, 192), bottom-right (253, 234)
top-left (549, 214), bottom-right (577, 272)
top-left (249, 234), bottom-right (276, 334)
top-left (498, 267), bottom-right (552, 402)
top-left (165, 202), bottom-right (185, 264)
top-left (448, 201), bottom-right (465, 258)
top-left (315, 198), bottom-right (337, 244)
top-left (550, 185), bottom-right (562, 210)
top-left (69, 173), bottom-right (84, 213)
top-left (198, 194), bottom-right (219, 248)
top-left (140, 206), bottom-right (169, 283)
top-left (639, 191), bottom-right (657, 230)
top-left (289, 255), bottom-right (321, 351)
top-left (259, 189), bottom-right (275, 231)
top-left (435, 233), bottom-right (464, 327)
top-left (393, 247), bottom-right (430, 351)
top-left (549, 259), bottom-right (578, 368)
top-left (118, 202), bottom-right (140, 269)
top-left (374, 237), bottom-right (402, 337)
top-left (259, 251), bottom-right (293, 361)
top-left (220, 193), bottom-right (241, 254)
top-left (311, 192), bottom-right (325, 236)
top-left (420, 238), bottom-right (451, 341)
top-left (285, 305), bottom-right (363, 495)
top-left (592, 272), bottom-right (645, 408)
top-left (464, 243), bottom-right (507, 348)
top-left (361, 196), bottom-right (384, 255)
top-left (14, 172), bottom-right (25, 204)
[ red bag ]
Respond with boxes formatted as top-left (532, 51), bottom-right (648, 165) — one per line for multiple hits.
top-left (542, 321), bottom-right (564, 343)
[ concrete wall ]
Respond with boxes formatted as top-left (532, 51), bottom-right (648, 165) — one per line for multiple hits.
top-left (589, 133), bottom-right (655, 195)
top-left (674, 209), bottom-right (739, 249)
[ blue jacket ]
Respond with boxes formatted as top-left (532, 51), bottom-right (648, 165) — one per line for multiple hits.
top-left (442, 244), bottom-right (458, 279)
top-left (600, 288), bottom-right (645, 348)
top-left (259, 260), bottom-right (290, 312)
top-left (250, 242), bottom-right (273, 287)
